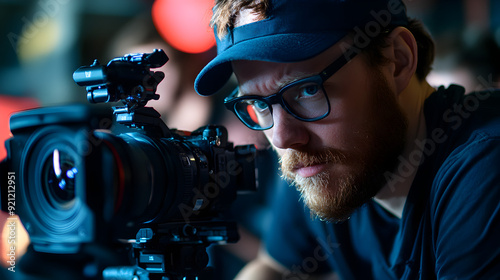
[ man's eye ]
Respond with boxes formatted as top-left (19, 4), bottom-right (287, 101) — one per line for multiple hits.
top-left (299, 84), bottom-right (320, 97)
top-left (251, 100), bottom-right (268, 111)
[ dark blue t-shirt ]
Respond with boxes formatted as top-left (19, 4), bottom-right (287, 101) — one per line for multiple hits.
top-left (265, 85), bottom-right (500, 279)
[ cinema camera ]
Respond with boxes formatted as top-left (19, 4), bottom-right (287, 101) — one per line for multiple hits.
top-left (0, 49), bottom-right (257, 280)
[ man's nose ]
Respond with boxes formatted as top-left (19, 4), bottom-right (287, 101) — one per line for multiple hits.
top-left (269, 106), bottom-right (309, 150)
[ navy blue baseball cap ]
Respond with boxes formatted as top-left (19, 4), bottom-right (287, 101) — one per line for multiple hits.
top-left (195, 0), bottom-right (409, 96)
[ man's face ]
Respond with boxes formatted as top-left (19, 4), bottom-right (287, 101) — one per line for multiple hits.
top-left (232, 44), bottom-right (408, 222)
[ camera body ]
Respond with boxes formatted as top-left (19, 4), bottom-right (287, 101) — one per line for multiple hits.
top-left (2, 105), bottom-right (255, 255)
top-left (0, 50), bottom-right (257, 279)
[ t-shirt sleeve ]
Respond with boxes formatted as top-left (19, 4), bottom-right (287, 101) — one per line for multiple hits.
top-left (431, 133), bottom-right (500, 279)
top-left (263, 179), bottom-right (332, 275)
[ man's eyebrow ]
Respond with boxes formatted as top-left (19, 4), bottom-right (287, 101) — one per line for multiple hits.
top-left (238, 71), bottom-right (312, 97)
top-left (276, 73), bottom-right (311, 88)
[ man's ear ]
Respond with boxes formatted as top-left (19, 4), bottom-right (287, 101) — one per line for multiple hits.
top-left (386, 27), bottom-right (418, 93)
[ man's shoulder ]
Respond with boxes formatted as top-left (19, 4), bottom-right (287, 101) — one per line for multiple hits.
top-left (421, 84), bottom-right (500, 213)
top-left (424, 86), bottom-right (500, 212)
top-left (423, 85), bottom-right (500, 167)
top-left (427, 85), bottom-right (500, 194)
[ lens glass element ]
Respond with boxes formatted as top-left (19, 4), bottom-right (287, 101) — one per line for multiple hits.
top-left (42, 149), bottom-right (78, 208)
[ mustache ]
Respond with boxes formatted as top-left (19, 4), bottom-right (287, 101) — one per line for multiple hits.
top-left (280, 148), bottom-right (346, 176)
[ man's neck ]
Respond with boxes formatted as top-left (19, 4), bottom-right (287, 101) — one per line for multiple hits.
top-left (374, 78), bottom-right (435, 218)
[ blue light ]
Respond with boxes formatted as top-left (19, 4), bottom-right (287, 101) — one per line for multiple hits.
top-left (59, 179), bottom-right (66, 190)
top-left (66, 167), bottom-right (78, 179)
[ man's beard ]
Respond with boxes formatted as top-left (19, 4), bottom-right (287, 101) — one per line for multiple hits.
top-left (280, 70), bottom-right (408, 222)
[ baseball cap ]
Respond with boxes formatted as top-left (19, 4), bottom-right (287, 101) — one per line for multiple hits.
top-left (195, 0), bottom-right (408, 96)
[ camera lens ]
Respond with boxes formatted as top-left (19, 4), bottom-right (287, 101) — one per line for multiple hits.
top-left (42, 149), bottom-right (78, 208)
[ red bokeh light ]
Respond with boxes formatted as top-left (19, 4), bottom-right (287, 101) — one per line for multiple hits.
top-left (152, 0), bottom-right (215, 54)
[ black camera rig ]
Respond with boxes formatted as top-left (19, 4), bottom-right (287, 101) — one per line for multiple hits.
top-left (73, 48), bottom-right (170, 136)
top-left (1, 49), bottom-right (257, 280)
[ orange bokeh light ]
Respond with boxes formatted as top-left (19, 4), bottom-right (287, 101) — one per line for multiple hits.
top-left (0, 212), bottom-right (30, 268)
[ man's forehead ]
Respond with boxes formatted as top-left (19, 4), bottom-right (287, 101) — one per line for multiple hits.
top-left (232, 62), bottom-right (296, 96)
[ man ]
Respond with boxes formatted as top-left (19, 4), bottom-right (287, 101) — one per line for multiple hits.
top-left (195, 0), bottom-right (500, 279)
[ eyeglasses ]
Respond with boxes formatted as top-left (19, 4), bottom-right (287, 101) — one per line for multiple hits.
top-left (224, 49), bottom-right (358, 130)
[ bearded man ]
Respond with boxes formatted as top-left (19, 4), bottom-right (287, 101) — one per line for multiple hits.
top-left (195, 0), bottom-right (500, 279)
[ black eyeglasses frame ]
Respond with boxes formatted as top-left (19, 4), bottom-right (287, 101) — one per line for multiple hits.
top-left (224, 48), bottom-right (359, 130)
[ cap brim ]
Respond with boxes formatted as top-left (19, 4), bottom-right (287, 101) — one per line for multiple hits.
top-left (195, 32), bottom-right (345, 96)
